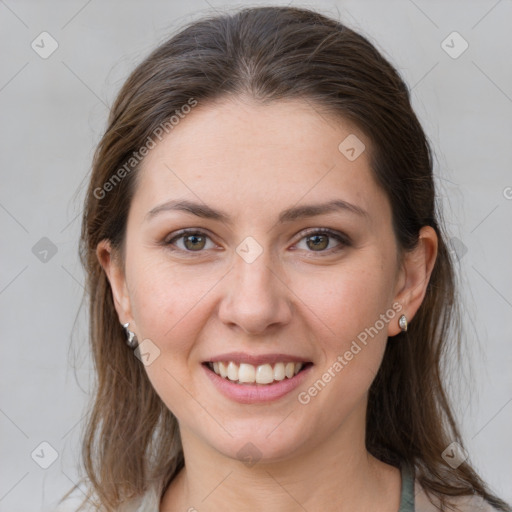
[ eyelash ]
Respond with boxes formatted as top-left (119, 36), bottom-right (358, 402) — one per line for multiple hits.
top-left (164, 227), bottom-right (351, 256)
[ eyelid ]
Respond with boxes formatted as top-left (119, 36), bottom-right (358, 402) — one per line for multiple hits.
top-left (292, 227), bottom-right (351, 253)
top-left (164, 228), bottom-right (219, 250)
top-left (297, 227), bottom-right (351, 243)
top-left (164, 227), bottom-right (213, 243)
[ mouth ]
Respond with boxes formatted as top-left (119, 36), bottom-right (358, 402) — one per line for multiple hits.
top-left (202, 361), bottom-right (314, 386)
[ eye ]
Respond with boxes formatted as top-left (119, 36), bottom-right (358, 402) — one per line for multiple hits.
top-left (163, 227), bottom-right (350, 255)
top-left (294, 228), bottom-right (350, 254)
top-left (165, 229), bottom-right (216, 252)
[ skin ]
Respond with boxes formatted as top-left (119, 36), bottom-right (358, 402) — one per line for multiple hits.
top-left (97, 95), bottom-right (437, 511)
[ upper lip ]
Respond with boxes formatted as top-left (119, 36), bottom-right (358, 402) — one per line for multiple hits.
top-left (204, 352), bottom-right (312, 366)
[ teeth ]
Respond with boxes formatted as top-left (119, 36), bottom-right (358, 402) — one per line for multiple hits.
top-left (227, 361), bottom-right (239, 381)
top-left (256, 364), bottom-right (274, 384)
top-left (274, 362), bottom-right (285, 381)
top-left (218, 361), bottom-right (227, 378)
top-left (209, 361), bottom-right (305, 384)
top-left (285, 362), bottom-right (295, 379)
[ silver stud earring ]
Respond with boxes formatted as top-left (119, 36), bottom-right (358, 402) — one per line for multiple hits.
top-left (122, 322), bottom-right (138, 348)
top-left (398, 314), bottom-right (408, 332)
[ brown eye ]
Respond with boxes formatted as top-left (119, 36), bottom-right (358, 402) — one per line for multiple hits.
top-left (165, 230), bottom-right (214, 252)
top-left (183, 233), bottom-right (206, 251)
top-left (295, 228), bottom-right (350, 254)
top-left (306, 233), bottom-right (329, 251)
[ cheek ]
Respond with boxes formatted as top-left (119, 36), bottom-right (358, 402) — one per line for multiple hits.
top-left (295, 266), bottom-right (394, 423)
top-left (127, 257), bottom-right (212, 416)
top-left (295, 254), bottom-right (396, 398)
top-left (127, 254), bottom-right (212, 340)
top-left (295, 259), bottom-right (395, 342)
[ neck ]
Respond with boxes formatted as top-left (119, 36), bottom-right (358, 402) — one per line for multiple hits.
top-left (160, 404), bottom-right (401, 511)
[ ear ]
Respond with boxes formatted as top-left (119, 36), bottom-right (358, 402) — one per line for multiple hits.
top-left (388, 226), bottom-right (438, 336)
top-left (96, 239), bottom-right (134, 328)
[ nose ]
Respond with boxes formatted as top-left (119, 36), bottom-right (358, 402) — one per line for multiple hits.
top-left (217, 247), bottom-right (293, 335)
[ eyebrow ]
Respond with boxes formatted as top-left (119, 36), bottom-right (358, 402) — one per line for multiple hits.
top-left (145, 198), bottom-right (369, 224)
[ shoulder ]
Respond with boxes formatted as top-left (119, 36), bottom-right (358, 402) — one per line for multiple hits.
top-left (51, 484), bottom-right (162, 512)
top-left (414, 478), bottom-right (505, 512)
top-left (119, 485), bottom-right (162, 512)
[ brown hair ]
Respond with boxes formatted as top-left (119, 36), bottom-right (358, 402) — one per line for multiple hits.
top-left (72, 5), bottom-right (510, 511)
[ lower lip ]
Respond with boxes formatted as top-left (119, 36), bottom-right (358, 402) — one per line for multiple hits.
top-left (202, 363), bottom-right (313, 404)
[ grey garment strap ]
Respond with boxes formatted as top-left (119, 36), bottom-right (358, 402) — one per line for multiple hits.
top-left (398, 462), bottom-right (415, 512)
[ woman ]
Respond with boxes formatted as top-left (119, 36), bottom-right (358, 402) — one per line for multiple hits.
top-left (68, 5), bottom-right (511, 512)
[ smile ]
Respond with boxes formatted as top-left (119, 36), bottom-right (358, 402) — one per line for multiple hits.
top-left (202, 360), bottom-right (314, 404)
top-left (206, 361), bottom-right (310, 385)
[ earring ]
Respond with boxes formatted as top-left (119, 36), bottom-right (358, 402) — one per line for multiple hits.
top-left (122, 322), bottom-right (138, 348)
top-left (398, 314), bottom-right (408, 332)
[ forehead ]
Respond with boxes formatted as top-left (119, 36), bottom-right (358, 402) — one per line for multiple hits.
top-left (132, 96), bottom-right (389, 225)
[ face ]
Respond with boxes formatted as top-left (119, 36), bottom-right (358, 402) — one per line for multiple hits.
top-left (102, 96), bottom-right (418, 464)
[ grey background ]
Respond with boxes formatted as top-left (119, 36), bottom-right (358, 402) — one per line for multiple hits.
top-left (1, 0), bottom-right (511, 510)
